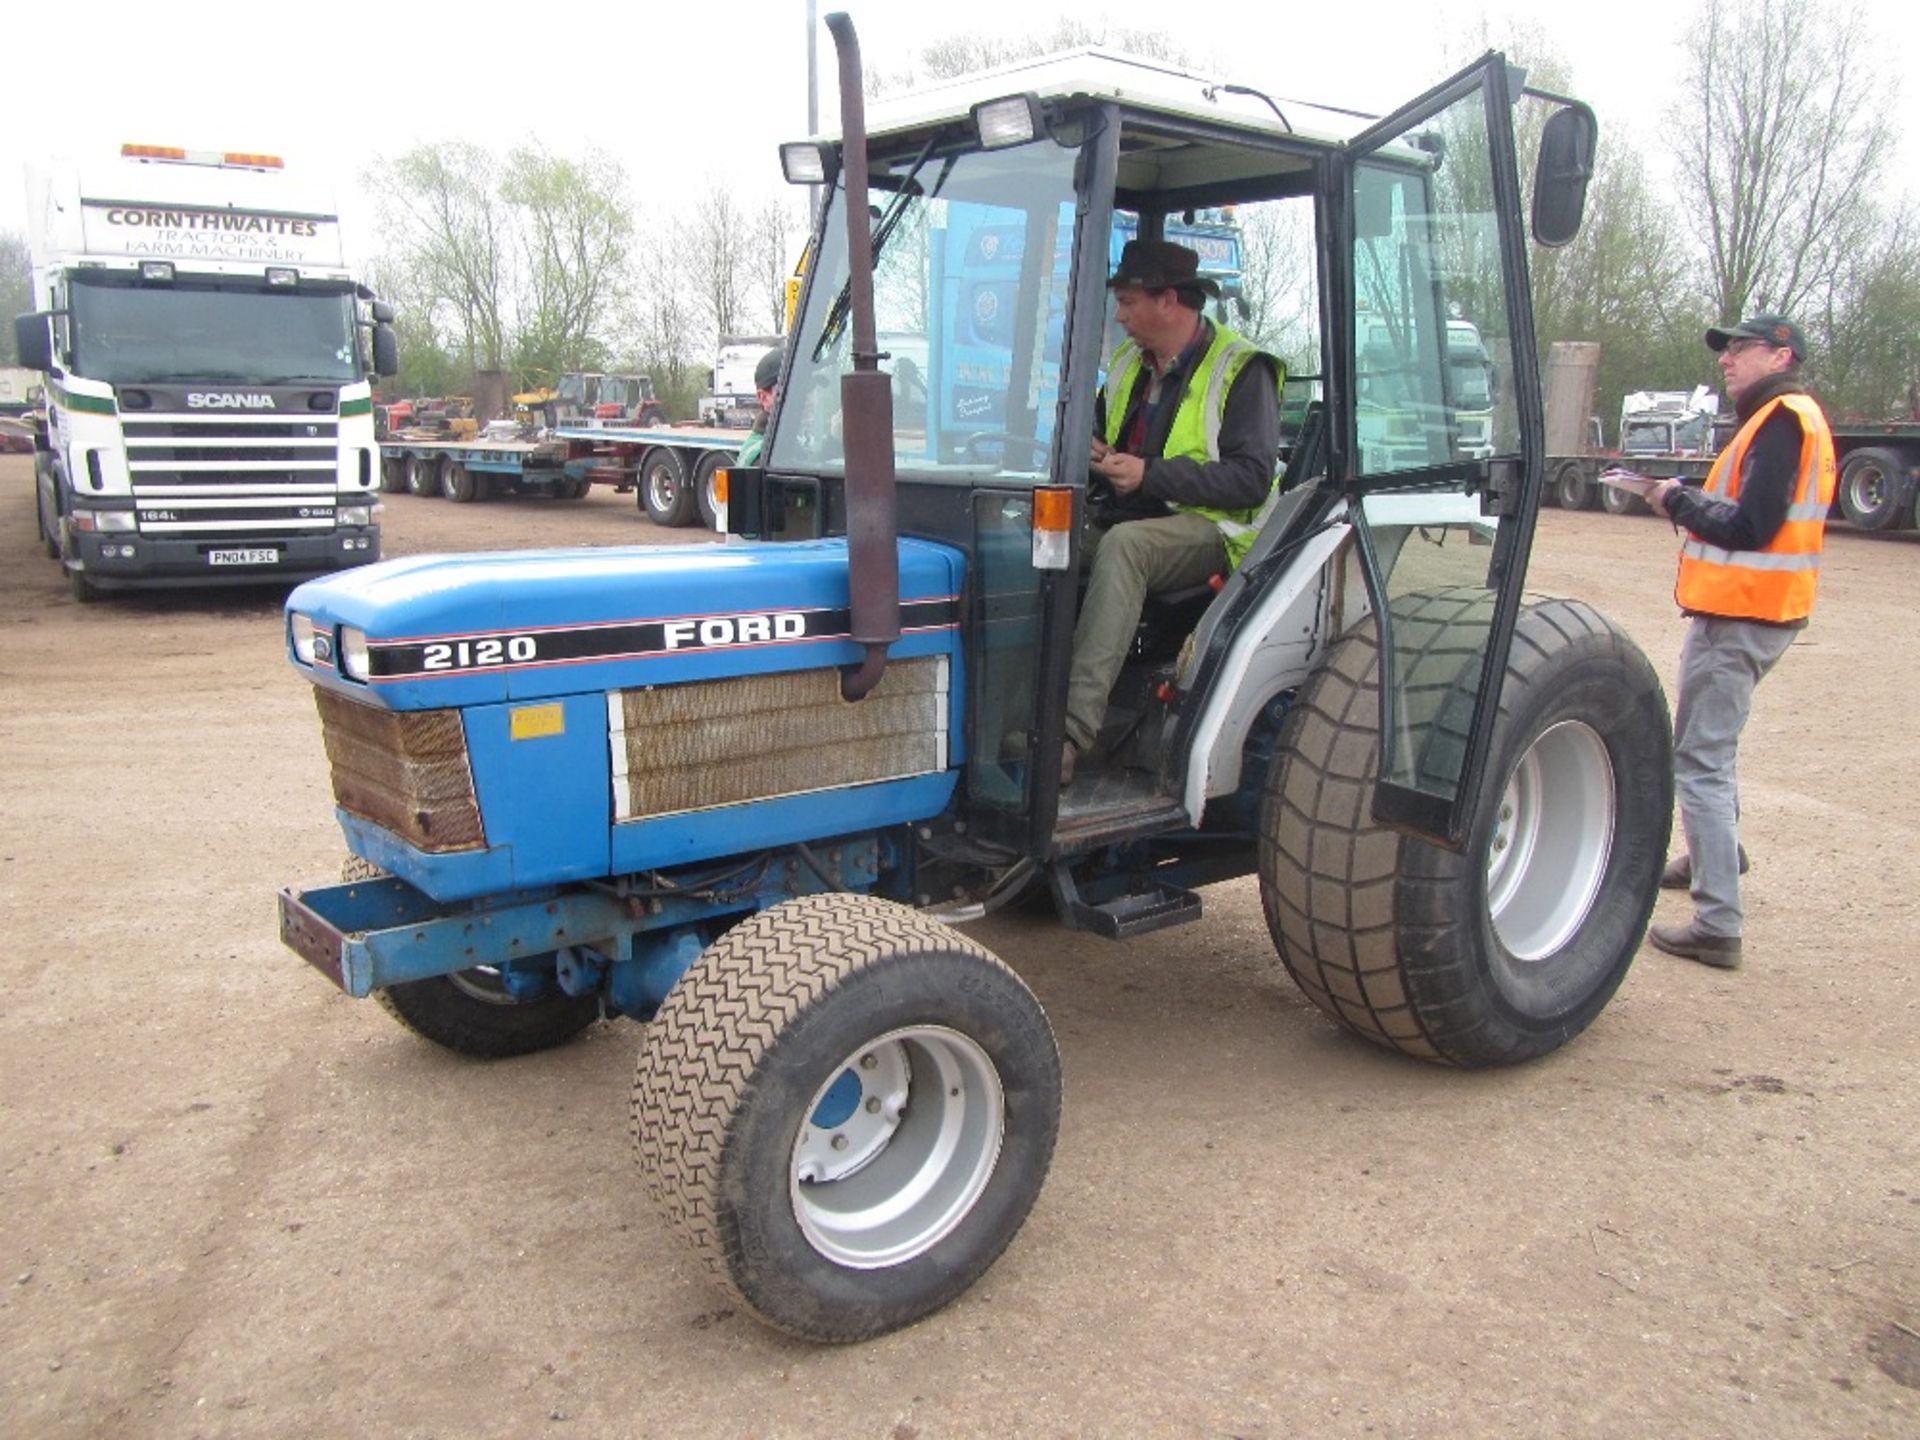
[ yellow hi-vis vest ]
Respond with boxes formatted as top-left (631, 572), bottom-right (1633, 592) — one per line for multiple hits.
top-left (1102, 325), bottom-right (1285, 569)
top-left (1674, 392), bottom-right (1836, 623)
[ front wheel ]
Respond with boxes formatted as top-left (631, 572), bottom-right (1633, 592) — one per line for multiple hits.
top-left (632, 893), bottom-right (1061, 1342)
top-left (1258, 595), bottom-right (1672, 1067)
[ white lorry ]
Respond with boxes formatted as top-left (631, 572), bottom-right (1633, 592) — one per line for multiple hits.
top-left (13, 144), bottom-right (398, 600)
top-left (698, 334), bottom-right (783, 428)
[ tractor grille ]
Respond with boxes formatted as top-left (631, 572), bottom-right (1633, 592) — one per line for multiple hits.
top-left (609, 658), bottom-right (949, 821)
top-left (313, 689), bottom-right (485, 852)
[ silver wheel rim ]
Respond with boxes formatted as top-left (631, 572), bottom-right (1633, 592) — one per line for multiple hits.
top-left (790, 1025), bottom-right (1004, 1269)
top-left (647, 466), bottom-right (677, 513)
top-left (1848, 463), bottom-right (1887, 514)
top-left (446, 967), bottom-right (515, 1005)
top-left (1486, 720), bottom-right (1615, 961)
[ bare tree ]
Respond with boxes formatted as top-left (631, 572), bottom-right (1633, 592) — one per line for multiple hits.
top-left (370, 143), bottom-right (512, 376)
top-left (749, 197), bottom-right (803, 334)
top-left (0, 231), bottom-right (31, 365)
top-left (501, 146), bottom-right (633, 383)
top-left (1671, 0), bottom-right (1895, 323)
top-left (896, 17), bottom-right (1200, 90)
top-left (683, 185), bottom-right (750, 342)
top-left (631, 229), bottom-right (704, 417)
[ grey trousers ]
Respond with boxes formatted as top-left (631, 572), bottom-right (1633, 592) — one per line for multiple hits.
top-left (1672, 614), bottom-right (1798, 937)
top-left (1064, 512), bottom-right (1225, 753)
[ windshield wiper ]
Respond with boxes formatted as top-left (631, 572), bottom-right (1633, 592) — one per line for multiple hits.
top-left (811, 138), bottom-right (955, 363)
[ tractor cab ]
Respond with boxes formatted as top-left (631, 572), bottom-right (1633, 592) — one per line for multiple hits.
top-left (747, 44), bottom-right (1594, 871)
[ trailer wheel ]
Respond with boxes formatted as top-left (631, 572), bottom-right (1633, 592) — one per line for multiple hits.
top-left (379, 457), bottom-right (408, 493)
top-left (443, 461), bottom-right (479, 503)
top-left (405, 454), bottom-right (442, 497)
top-left (694, 450), bottom-right (731, 530)
top-left (632, 893), bottom-right (1061, 1342)
top-left (1552, 459), bottom-right (1598, 511)
top-left (1258, 592), bottom-right (1671, 1067)
top-left (1838, 447), bottom-right (1908, 532)
top-left (1598, 479), bottom-right (1647, 516)
top-left (640, 447), bottom-right (697, 526)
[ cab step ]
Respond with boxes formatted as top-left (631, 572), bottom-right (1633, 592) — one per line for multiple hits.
top-left (1047, 863), bottom-right (1203, 939)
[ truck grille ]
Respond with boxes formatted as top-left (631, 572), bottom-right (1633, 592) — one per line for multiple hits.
top-left (609, 658), bottom-right (949, 821)
top-left (124, 414), bottom-right (342, 535)
top-left (314, 690), bottom-right (485, 852)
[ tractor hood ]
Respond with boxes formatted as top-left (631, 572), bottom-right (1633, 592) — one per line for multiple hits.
top-left (287, 538), bottom-right (966, 711)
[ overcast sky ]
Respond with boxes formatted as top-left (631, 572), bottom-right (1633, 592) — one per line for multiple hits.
top-left (5, 0), bottom-right (1916, 265)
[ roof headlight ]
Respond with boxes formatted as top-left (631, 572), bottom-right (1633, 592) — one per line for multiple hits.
top-left (780, 142), bottom-right (830, 185)
top-left (339, 625), bottom-right (371, 682)
top-left (972, 94), bottom-right (1045, 149)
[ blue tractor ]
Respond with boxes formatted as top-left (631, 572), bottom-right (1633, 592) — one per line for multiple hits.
top-left (279, 16), bottom-right (1668, 1341)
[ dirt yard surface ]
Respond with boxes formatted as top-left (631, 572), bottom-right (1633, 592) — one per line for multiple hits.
top-left (1, 455), bottom-right (1915, 1439)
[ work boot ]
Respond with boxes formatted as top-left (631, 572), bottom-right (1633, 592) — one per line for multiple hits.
top-left (1060, 742), bottom-right (1077, 788)
top-left (1648, 921), bottom-right (1743, 969)
top-left (1659, 844), bottom-right (1750, 890)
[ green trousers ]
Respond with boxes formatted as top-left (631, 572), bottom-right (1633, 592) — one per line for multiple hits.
top-left (1064, 511), bottom-right (1225, 753)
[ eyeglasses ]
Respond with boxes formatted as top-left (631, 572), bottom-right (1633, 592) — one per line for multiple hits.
top-left (1721, 338), bottom-right (1775, 358)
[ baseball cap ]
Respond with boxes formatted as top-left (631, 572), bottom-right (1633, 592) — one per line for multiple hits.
top-left (1705, 314), bottom-right (1806, 361)
top-left (754, 346), bottom-right (784, 392)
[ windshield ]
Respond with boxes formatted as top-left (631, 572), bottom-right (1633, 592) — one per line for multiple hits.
top-left (770, 136), bottom-right (1080, 483)
top-left (67, 277), bottom-right (360, 386)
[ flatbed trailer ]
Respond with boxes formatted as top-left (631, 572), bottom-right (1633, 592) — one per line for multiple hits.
top-left (378, 436), bottom-right (580, 503)
top-left (551, 421), bottom-right (749, 530)
top-left (1547, 420), bottom-right (1920, 529)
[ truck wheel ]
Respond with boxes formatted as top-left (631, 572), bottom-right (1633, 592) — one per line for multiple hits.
top-left (694, 450), bottom-right (731, 530)
top-left (36, 485), bottom-right (59, 559)
top-left (1598, 479), bottom-right (1647, 516)
top-left (341, 855), bottom-right (600, 1057)
top-left (379, 457), bottom-right (408, 493)
top-left (1838, 447), bottom-right (1907, 531)
top-left (405, 454), bottom-right (441, 497)
top-left (1552, 459), bottom-right (1598, 511)
top-left (68, 567), bottom-right (102, 604)
top-left (640, 447), bottom-right (696, 526)
top-left (632, 893), bottom-right (1062, 1342)
top-left (1258, 592), bottom-right (1671, 1067)
top-left (443, 462), bottom-right (478, 503)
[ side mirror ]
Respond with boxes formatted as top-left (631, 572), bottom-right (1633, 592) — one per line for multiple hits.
top-left (14, 313), bottom-right (54, 372)
top-left (371, 323), bottom-right (399, 378)
top-left (370, 300), bottom-right (396, 325)
top-left (1533, 104), bottom-right (1598, 247)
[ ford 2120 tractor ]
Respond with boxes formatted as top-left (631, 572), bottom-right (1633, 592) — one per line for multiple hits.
top-left (278, 14), bottom-right (1671, 1341)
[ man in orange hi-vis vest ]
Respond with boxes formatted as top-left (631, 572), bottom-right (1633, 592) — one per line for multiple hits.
top-left (1634, 315), bottom-right (1837, 969)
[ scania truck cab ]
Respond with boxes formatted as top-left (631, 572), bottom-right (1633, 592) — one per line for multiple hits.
top-left (14, 145), bottom-right (398, 600)
top-left (277, 18), bottom-right (1667, 1343)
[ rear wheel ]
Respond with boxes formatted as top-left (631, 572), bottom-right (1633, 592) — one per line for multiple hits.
top-left (1599, 478), bottom-right (1647, 516)
top-left (640, 447), bottom-right (695, 526)
top-left (405, 454), bottom-right (442, 497)
top-left (632, 893), bottom-right (1061, 1342)
top-left (1258, 594), bottom-right (1672, 1067)
top-left (443, 461), bottom-right (478, 503)
top-left (693, 450), bottom-right (731, 530)
top-left (1552, 459), bottom-right (1598, 511)
top-left (1838, 447), bottom-right (1908, 531)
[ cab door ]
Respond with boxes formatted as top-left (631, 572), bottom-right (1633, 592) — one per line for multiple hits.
top-left (1330, 55), bottom-right (1550, 845)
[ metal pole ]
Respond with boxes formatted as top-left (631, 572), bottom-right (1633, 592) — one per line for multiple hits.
top-left (807, 0), bottom-right (821, 223)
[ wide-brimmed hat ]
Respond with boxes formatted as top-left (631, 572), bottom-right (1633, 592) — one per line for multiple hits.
top-left (1705, 314), bottom-right (1806, 362)
top-left (1108, 239), bottom-right (1221, 298)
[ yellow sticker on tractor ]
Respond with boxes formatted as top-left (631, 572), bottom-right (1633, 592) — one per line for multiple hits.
top-left (509, 703), bottom-right (565, 741)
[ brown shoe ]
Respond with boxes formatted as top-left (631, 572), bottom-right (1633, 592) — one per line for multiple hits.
top-left (1060, 742), bottom-right (1077, 788)
top-left (1648, 921), bottom-right (1743, 969)
top-left (1659, 844), bottom-right (1750, 890)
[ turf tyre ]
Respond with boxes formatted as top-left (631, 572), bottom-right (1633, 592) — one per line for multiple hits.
top-left (631, 893), bottom-right (1061, 1342)
top-left (1257, 592), bottom-right (1671, 1067)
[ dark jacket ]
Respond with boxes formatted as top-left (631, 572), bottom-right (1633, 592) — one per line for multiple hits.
top-left (1665, 373), bottom-right (1812, 552)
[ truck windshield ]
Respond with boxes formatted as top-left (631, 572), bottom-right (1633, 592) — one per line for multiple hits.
top-left (67, 277), bottom-right (360, 386)
top-left (770, 136), bottom-right (1080, 484)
